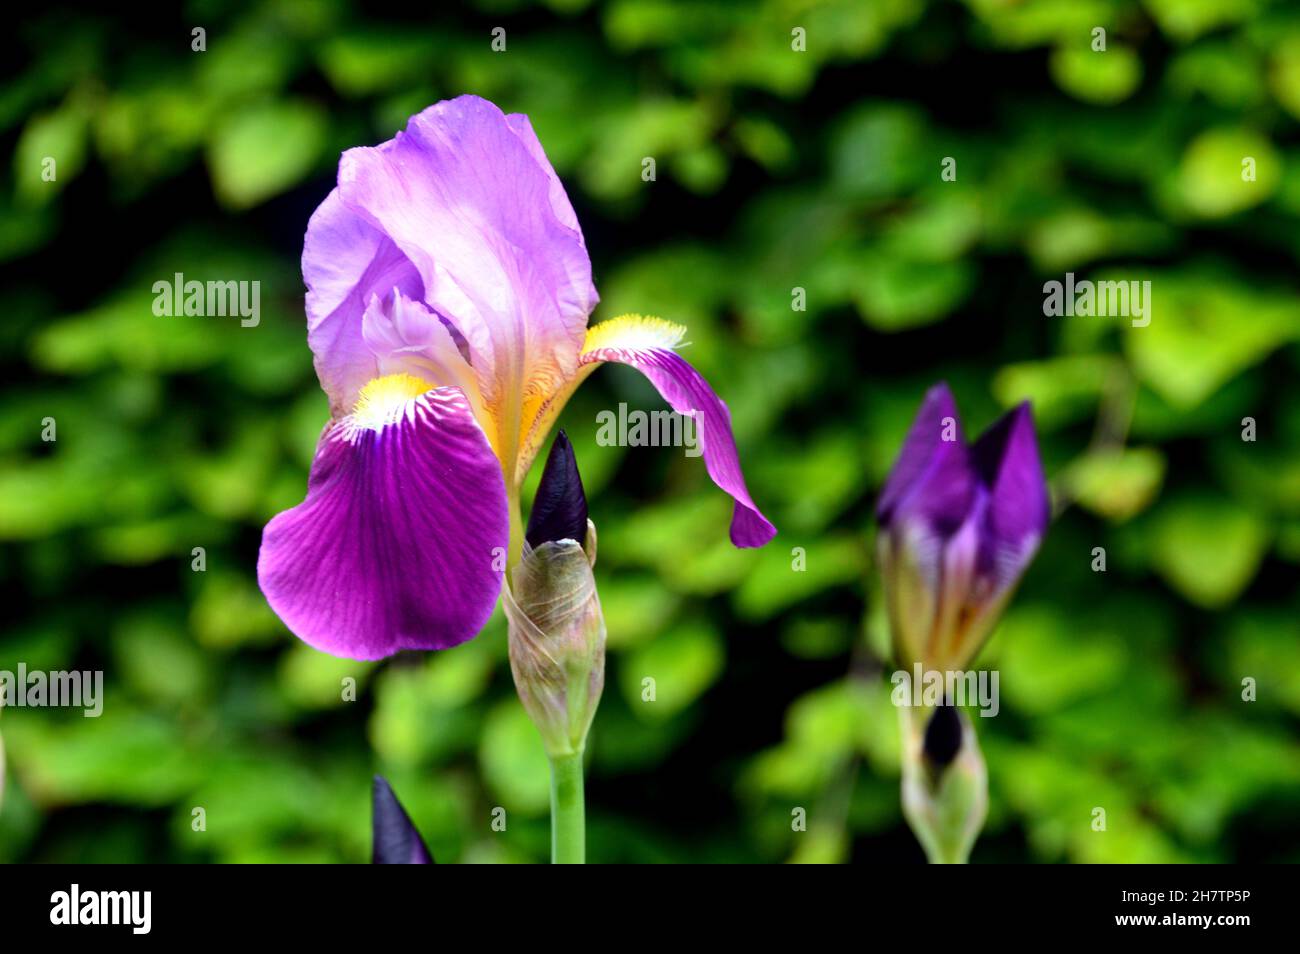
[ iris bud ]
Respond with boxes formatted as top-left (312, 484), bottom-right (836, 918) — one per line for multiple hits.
top-left (505, 432), bottom-right (606, 758)
top-left (922, 698), bottom-right (963, 769)
top-left (900, 703), bottom-right (988, 864)
top-left (876, 383), bottom-right (1050, 674)
top-left (372, 775), bottom-right (434, 864)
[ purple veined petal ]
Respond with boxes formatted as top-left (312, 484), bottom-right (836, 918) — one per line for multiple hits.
top-left (970, 402), bottom-right (1051, 593)
top-left (257, 386), bottom-right (508, 660)
top-left (303, 188), bottom-right (423, 416)
top-left (580, 315), bottom-right (777, 548)
top-left (336, 95), bottom-right (598, 462)
top-left (372, 776), bottom-right (434, 864)
top-left (877, 382), bottom-right (968, 530)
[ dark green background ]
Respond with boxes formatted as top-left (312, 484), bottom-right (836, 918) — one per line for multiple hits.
top-left (2, 0), bottom-right (1298, 863)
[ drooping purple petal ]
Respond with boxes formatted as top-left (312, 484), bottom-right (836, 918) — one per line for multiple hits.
top-left (970, 402), bottom-right (1051, 591)
top-left (336, 95), bottom-right (598, 451)
top-left (302, 189), bottom-right (423, 416)
top-left (257, 387), bottom-right (508, 660)
top-left (372, 776), bottom-right (434, 864)
top-left (580, 338), bottom-right (776, 548)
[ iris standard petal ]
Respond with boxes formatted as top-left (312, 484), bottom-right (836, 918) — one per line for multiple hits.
top-left (258, 386), bottom-right (508, 660)
top-left (303, 188), bottom-right (423, 416)
top-left (505, 112), bottom-right (587, 238)
top-left (372, 775), bottom-right (434, 864)
top-left (336, 95), bottom-right (598, 463)
top-left (877, 381), bottom-right (966, 529)
top-left (971, 402), bottom-right (1051, 584)
top-left (361, 289), bottom-right (492, 438)
top-left (579, 315), bottom-right (777, 548)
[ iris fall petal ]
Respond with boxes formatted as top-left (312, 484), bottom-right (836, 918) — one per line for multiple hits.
top-left (258, 387), bottom-right (508, 660)
top-left (579, 315), bottom-right (776, 548)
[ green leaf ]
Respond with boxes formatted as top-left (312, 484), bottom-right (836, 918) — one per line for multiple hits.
top-left (14, 104), bottom-right (87, 205)
top-left (829, 102), bottom-right (930, 200)
top-left (317, 30), bottom-right (440, 97)
top-left (734, 534), bottom-right (866, 621)
top-left (618, 622), bottom-right (724, 719)
top-left (993, 354), bottom-right (1118, 431)
top-left (1148, 494), bottom-right (1271, 608)
top-left (207, 101), bottom-right (327, 209)
top-left (113, 612), bottom-right (211, 707)
top-left (1145, 0), bottom-right (1264, 43)
top-left (1219, 610), bottom-right (1300, 715)
top-left (278, 642), bottom-right (373, 711)
top-left (1050, 45), bottom-right (1142, 104)
top-left (997, 605), bottom-right (1130, 714)
top-left (479, 701), bottom-right (551, 814)
top-left (1172, 128), bottom-right (1279, 218)
top-left (1065, 446), bottom-right (1166, 522)
top-left (852, 255), bottom-right (976, 331)
top-left (1121, 270), bottom-right (1300, 409)
top-left (600, 575), bottom-right (682, 650)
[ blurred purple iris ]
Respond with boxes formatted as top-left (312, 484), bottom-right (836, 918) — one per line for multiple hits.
top-left (257, 96), bottom-right (774, 661)
top-left (876, 382), bottom-right (1050, 673)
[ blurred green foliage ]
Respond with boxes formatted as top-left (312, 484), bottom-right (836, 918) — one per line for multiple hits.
top-left (2, 0), bottom-right (1299, 863)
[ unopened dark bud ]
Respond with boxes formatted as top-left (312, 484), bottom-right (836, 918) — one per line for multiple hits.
top-left (923, 700), bottom-right (963, 769)
top-left (526, 430), bottom-right (588, 548)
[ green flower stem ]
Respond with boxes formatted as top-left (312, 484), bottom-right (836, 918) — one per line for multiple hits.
top-left (925, 838), bottom-right (970, 865)
top-left (549, 750), bottom-right (586, 864)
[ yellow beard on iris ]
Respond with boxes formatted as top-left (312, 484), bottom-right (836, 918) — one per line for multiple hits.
top-left (351, 373), bottom-right (438, 430)
top-left (344, 316), bottom-right (690, 490)
top-left (509, 314), bottom-right (688, 489)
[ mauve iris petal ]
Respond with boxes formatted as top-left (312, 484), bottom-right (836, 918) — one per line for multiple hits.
top-left (360, 290), bottom-right (489, 427)
top-left (303, 188), bottom-right (423, 416)
top-left (504, 112), bottom-right (588, 242)
top-left (336, 95), bottom-right (596, 435)
top-left (257, 387), bottom-right (508, 660)
top-left (877, 385), bottom-right (1051, 673)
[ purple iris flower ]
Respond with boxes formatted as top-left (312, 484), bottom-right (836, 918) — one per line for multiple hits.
top-left (372, 775), bottom-right (433, 864)
top-left (876, 383), bottom-right (1050, 673)
top-left (258, 96), bottom-right (775, 661)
